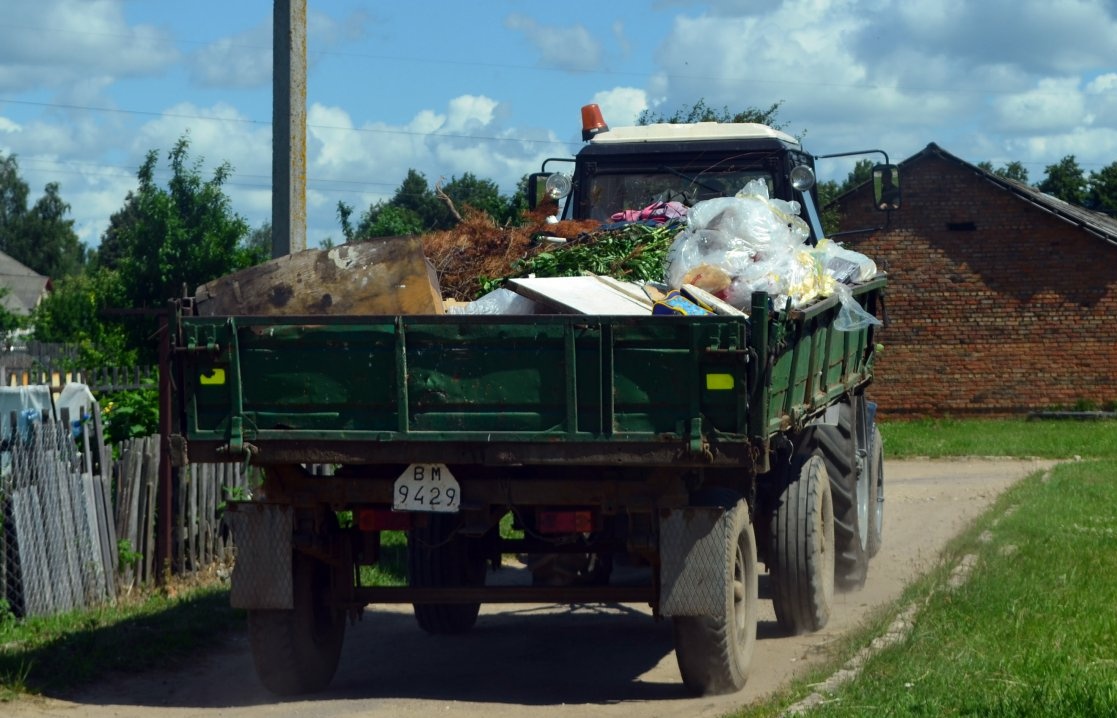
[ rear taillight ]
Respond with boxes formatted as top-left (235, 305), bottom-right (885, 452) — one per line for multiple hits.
top-left (358, 508), bottom-right (412, 531)
top-left (537, 509), bottom-right (595, 534)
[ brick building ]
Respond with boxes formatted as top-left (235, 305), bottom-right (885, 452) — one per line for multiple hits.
top-left (837, 143), bottom-right (1117, 418)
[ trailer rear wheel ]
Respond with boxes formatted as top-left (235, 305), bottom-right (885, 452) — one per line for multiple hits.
top-left (408, 515), bottom-right (486, 634)
top-left (769, 452), bottom-right (835, 634)
top-left (247, 551), bottom-right (346, 695)
top-left (866, 424), bottom-right (884, 558)
top-left (673, 492), bottom-right (758, 695)
top-left (815, 403), bottom-right (869, 590)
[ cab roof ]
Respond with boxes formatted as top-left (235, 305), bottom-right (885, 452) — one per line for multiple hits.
top-left (588, 122), bottom-right (800, 146)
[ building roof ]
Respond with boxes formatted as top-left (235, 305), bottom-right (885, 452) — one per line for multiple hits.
top-left (0, 250), bottom-right (51, 316)
top-left (903, 143), bottom-right (1117, 248)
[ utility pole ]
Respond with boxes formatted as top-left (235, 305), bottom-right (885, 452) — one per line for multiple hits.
top-left (272, 0), bottom-right (307, 257)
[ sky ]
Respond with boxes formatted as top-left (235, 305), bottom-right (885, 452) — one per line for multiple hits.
top-left (1, 0), bottom-right (1116, 253)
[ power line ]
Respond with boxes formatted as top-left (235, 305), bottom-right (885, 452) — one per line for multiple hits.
top-left (0, 98), bottom-right (579, 151)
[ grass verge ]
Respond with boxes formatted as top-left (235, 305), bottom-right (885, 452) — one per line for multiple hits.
top-left (0, 581), bottom-right (241, 701)
top-left (737, 458), bottom-right (1117, 717)
top-left (880, 417), bottom-right (1117, 459)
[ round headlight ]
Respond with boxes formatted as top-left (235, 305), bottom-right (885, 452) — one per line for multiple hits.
top-left (790, 165), bottom-right (815, 191)
top-left (545, 173), bottom-right (573, 200)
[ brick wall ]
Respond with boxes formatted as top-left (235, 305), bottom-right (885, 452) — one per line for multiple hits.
top-left (839, 152), bottom-right (1117, 418)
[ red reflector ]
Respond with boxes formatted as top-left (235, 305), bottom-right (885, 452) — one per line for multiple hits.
top-left (538, 510), bottom-right (594, 534)
top-left (358, 508), bottom-right (412, 532)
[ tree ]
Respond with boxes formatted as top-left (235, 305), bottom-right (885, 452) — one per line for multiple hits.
top-left (1087, 162), bottom-right (1117, 216)
top-left (0, 152), bottom-right (85, 278)
top-left (1038, 155), bottom-right (1088, 206)
top-left (240, 221), bottom-right (273, 267)
top-left (93, 191), bottom-right (140, 270)
top-left (976, 160), bottom-right (1029, 183)
top-left (817, 160), bottom-right (876, 236)
top-left (439, 173), bottom-right (511, 224)
top-left (32, 269), bottom-right (136, 367)
top-left (113, 135), bottom-right (250, 309)
top-left (348, 201), bottom-right (424, 239)
top-left (637, 99), bottom-right (787, 129)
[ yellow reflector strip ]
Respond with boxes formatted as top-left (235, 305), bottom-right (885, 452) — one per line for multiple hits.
top-left (706, 373), bottom-right (734, 391)
top-left (200, 368), bottom-right (226, 386)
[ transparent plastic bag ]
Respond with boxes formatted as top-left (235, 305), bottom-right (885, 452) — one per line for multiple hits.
top-left (447, 288), bottom-right (537, 315)
top-left (832, 283), bottom-right (882, 331)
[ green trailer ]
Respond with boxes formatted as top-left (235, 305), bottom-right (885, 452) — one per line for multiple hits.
top-left (169, 277), bottom-right (885, 696)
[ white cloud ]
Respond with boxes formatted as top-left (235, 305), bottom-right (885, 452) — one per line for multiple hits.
top-left (591, 88), bottom-right (648, 127)
top-left (991, 78), bottom-right (1087, 133)
top-left (505, 14), bottom-right (603, 72)
top-left (188, 9), bottom-right (368, 90)
top-left (190, 26), bottom-right (272, 89)
top-left (0, 0), bottom-right (177, 94)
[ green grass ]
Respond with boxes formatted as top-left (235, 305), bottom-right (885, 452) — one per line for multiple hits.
top-left (0, 583), bottom-right (241, 700)
top-left (881, 417), bottom-right (1117, 459)
top-left (738, 458), bottom-right (1117, 717)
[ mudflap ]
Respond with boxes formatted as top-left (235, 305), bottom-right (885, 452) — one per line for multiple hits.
top-left (658, 506), bottom-right (729, 617)
top-left (224, 502), bottom-right (294, 610)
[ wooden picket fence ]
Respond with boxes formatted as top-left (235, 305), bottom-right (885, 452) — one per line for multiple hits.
top-left (113, 436), bottom-right (256, 589)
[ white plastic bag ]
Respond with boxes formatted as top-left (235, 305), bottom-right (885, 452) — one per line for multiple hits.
top-left (814, 238), bottom-right (878, 284)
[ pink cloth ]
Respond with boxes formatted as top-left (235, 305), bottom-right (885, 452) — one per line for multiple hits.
top-left (610, 201), bottom-right (688, 223)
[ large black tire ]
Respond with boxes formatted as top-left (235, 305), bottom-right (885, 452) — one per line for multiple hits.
top-left (769, 452), bottom-right (835, 635)
top-left (408, 514), bottom-right (486, 634)
top-left (811, 403), bottom-right (869, 591)
top-left (673, 492), bottom-right (758, 696)
top-left (247, 551), bottom-right (346, 695)
top-left (866, 424), bottom-right (884, 558)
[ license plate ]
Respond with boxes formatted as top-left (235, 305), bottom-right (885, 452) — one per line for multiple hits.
top-left (393, 464), bottom-right (460, 513)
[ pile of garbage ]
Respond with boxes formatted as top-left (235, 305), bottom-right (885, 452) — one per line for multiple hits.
top-left (196, 179), bottom-right (881, 329)
top-left (662, 179), bottom-right (881, 330)
top-left (453, 179), bottom-right (881, 331)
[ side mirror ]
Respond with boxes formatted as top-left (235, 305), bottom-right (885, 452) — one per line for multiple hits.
top-left (873, 164), bottom-right (901, 211)
top-left (527, 172), bottom-right (553, 210)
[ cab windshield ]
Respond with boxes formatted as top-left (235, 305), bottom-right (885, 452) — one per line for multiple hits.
top-left (584, 169), bottom-right (775, 222)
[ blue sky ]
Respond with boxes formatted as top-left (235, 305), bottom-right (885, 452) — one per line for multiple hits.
top-left (1, 0), bottom-right (1116, 252)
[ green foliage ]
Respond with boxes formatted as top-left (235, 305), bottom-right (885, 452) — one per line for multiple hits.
top-left (0, 287), bottom-right (27, 337)
top-left (359, 202), bottom-right (425, 238)
top-left (503, 222), bottom-right (678, 294)
top-left (637, 99), bottom-right (787, 129)
top-left (818, 160), bottom-right (877, 236)
top-left (31, 268), bottom-right (137, 367)
top-left (114, 136), bottom-right (250, 310)
top-left (116, 539), bottom-right (142, 568)
top-left (1038, 155), bottom-right (1088, 205)
top-left (340, 169), bottom-right (527, 242)
top-left (1087, 161), bottom-right (1117, 215)
top-left (239, 221), bottom-right (273, 266)
top-left (86, 134), bottom-right (259, 361)
top-left (0, 152), bottom-right (85, 279)
top-left (101, 378), bottom-right (159, 444)
top-left (977, 159), bottom-right (1030, 183)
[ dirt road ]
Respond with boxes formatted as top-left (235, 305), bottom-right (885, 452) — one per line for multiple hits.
top-left (14, 458), bottom-right (1053, 718)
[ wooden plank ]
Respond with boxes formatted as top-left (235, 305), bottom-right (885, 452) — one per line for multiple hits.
top-left (193, 238), bottom-right (445, 316)
top-left (183, 462), bottom-right (195, 571)
top-left (201, 465), bottom-right (213, 567)
top-left (506, 276), bottom-right (652, 315)
top-left (141, 437), bottom-right (158, 584)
